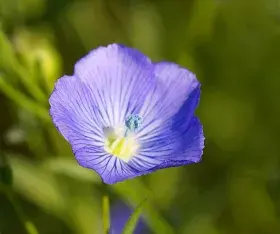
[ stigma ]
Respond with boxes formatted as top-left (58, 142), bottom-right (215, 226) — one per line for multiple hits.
top-left (104, 115), bottom-right (142, 162)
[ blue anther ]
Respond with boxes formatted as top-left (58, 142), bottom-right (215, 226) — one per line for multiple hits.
top-left (124, 114), bottom-right (142, 136)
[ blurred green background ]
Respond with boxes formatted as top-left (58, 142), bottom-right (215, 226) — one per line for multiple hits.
top-left (1, 0), bottom-right (280, 233)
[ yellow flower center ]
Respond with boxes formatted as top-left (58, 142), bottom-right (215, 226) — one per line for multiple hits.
top-left (104, 114), bottom-right (142, 162)
top-left (104, 128), bottom-right (139, 162)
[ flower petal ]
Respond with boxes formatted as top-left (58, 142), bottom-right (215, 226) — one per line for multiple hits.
top-left (49, 75), bottom-right (158, 184)
top-left (75, 117), bottom-right (203, 184)
top-left (49, 75), bottom-right (104, 152)
top-left (74, 44), bottom-right (156, 128)
top-left (137, 62), bottom-right (200, 144)
top-left (135, 62), bottom-right (202, 165)
top-left (171, 116), bottom-right (204, 162)
top-left (49, 45), bottom-right (205, 184)
top-left (75, 146), bottom-right (147, 184)
top-left (144, 117), bottom-right (204, 172)
top-left (153, 61), bottom-right (200, 121)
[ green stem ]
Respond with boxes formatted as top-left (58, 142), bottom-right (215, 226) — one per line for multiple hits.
top-left (0, 185), bottom-right (39, 234)
top-left (102, 195), bottom-right (110, 234)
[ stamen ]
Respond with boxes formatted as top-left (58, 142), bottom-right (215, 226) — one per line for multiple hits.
top-left (124, 114), bottom-right (142, 137)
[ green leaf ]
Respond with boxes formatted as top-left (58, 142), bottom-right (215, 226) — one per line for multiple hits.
top-left (0, 29), bottom-right (47, 103)
top-left (112, 180), bottom-right (174, 234)
top-left (0, 73), bottom-right (50, 122)
top-left (9, 155), bottom-right (102, 234)
top-left (9, 156), bottom-right (66, 215)
top-left (0, 28), bottom-right (19, 72)
top-left (187, 0), bottom-right (218, 42)
top-left (43, 157), bottom-right (101, 183)
top-left (122, 199), bottom-right (147, 234)
top-left (25, 221), bottom-right (39, 234)
top-left (0, 164), bottom-right (13, 186)
top-left (0, 154), bottom-right (13, 186)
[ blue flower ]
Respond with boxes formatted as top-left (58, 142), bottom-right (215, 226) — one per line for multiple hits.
top-left (49, 44), bottom-right (204, 184)
top-left (110, 201), bottom-right (148, 234)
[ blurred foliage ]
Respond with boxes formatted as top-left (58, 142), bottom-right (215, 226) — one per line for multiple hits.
top-left (0, 0), bottom-right (280, 233)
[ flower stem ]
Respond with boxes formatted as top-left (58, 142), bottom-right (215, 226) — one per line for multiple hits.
top-left (102, 195), bottom-right (110, 234)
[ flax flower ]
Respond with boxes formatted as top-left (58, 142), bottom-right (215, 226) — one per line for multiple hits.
top-left (49, 44), bottom-right (204, 184)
